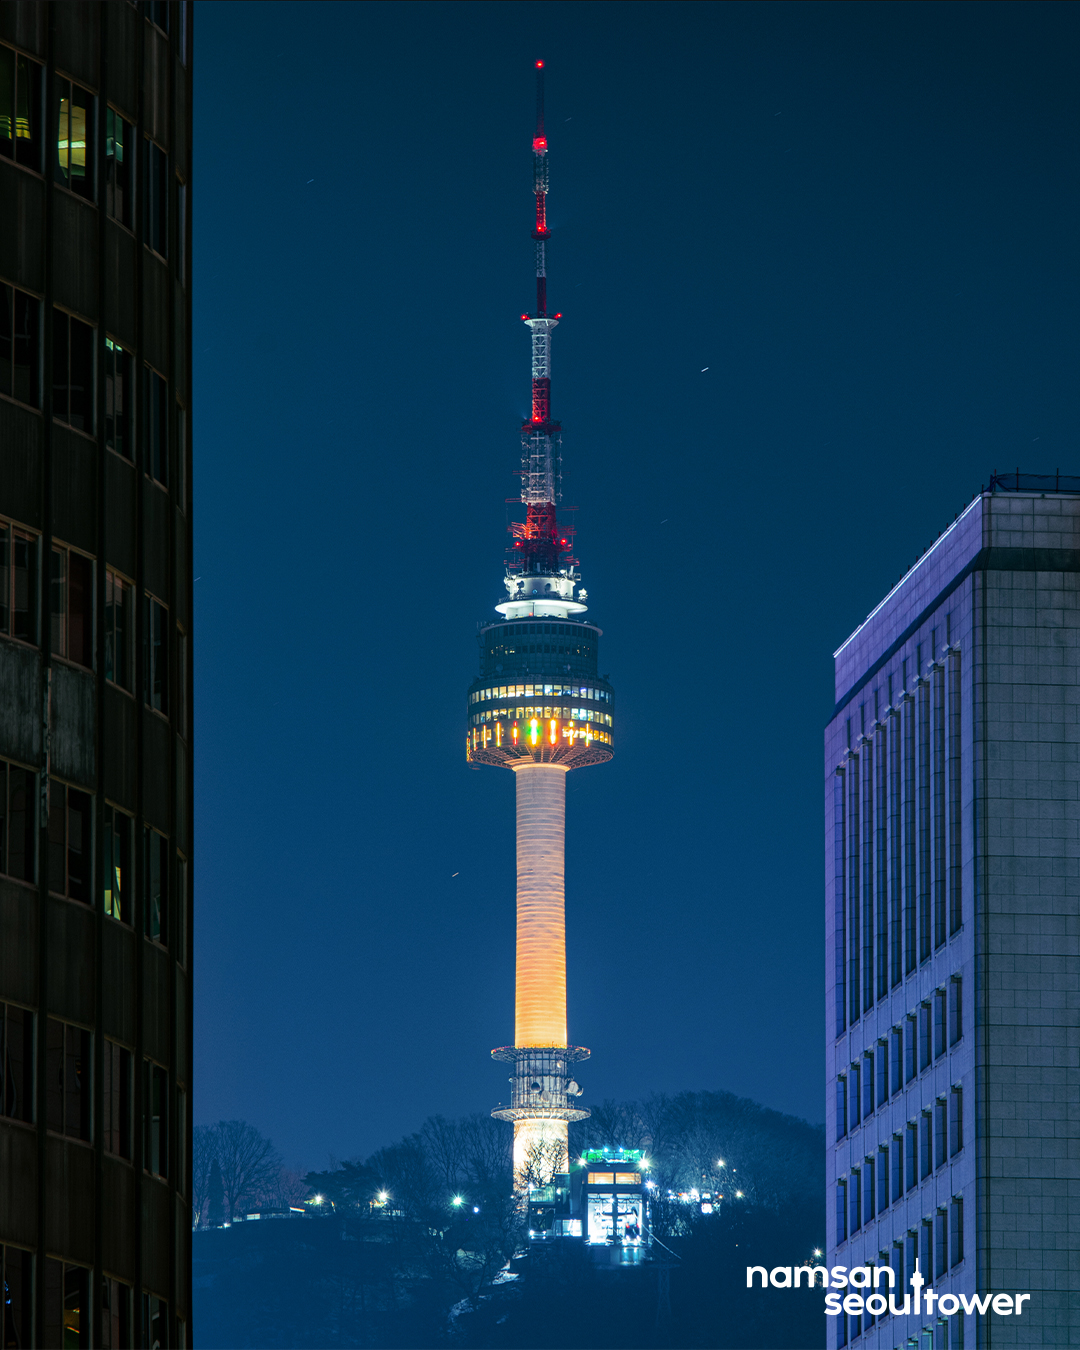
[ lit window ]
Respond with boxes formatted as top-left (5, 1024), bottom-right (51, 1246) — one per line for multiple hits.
top-left (0, 284), bottom-right (40, 407)
top-left (102, 804), bottom-right (132, 924)
top-left (50, 545), bottom-right (94, 668)
top-left (144, 595), bottom-right (169, 714)
top-left (48, 781), bottom-right (92, 903)
top-left (0, 1001), bottom-right (33, 1121)
top-left (105, 339), bottom-right (133, 458)
top-left (46, 1017), bottom-right (90, 1139)
top-left (52, 309), bottom-right (95, 433)
top-left (0, 46), bottom-right (43, 169)
top-left (105, 108), bottom-right (132, 226)
top-left (104, 571), bottom-right (132, 688)
top-left (54, 78), bottom-right (95, 200)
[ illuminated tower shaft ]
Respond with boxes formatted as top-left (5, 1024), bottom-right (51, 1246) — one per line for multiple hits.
top-left (468, 62), bottom-right (614, 1183)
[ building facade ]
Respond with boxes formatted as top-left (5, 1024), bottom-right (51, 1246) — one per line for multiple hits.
top-left (825, 478), bottom-right (1080, 1349)
top-left (0, 2), bottom-right (193, 1345)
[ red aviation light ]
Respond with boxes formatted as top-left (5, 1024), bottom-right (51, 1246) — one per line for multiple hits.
top-left (535, 59), bottom-right (544, 68)
top-left (533, 136), bottom-right (548, 152)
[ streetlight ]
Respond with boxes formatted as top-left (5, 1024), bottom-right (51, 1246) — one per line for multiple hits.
top-left (452, 1196), bottom-right (464, 1207)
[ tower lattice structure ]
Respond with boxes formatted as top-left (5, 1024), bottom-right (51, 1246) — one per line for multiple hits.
top-left (466, 61), bottom-right (614, 1181)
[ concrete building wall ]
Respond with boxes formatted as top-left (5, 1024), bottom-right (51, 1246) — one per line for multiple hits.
top-left (825, 490), bottom-right (1080, 1349)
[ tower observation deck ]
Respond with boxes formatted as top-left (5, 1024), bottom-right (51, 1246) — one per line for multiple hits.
top-left (467, 62), bottom-right (613, 1181)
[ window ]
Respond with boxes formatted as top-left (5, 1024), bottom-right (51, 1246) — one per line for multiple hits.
top-left (103, 1040), bottom-right (132, 1158)
top-left (920, 1220), bottom-right (933, 1286)
top-left (141, 0), bottom-right (170, 32)
top-left (949, 1197), bottom-right (964, 1266)
top-left (0, 758), bottom-right (36, 882)
top-left (836, 1178), bottom-right (846, 1241)
top-left (950, 1087), bottom-right (963, 1156)
top-left (862, 1052), bottom-right (874, 1117)
top-left (48, 782), bottom-right (92, 903)
top-left (105, 108), bottom-right (132, 226)
top-left (949, 976), bottom-right (962, 1044)
top-left (891, 1134), bottom-right (902, 1202)
top-left (44, 1260), bottom-right (89, 1350)
top-left (890, 1027), bottom-right (902, 1094)
top-left (905, 1230), bottom-right (918, 1291)
top-left (905, 1015), bottom-right (916, 1082)
top-left (104, 571), bottom-right (132, 688)
top-left (144, 1060), bottom-right (168, 1177)
top-left (0, 1245), bottom-right (32, 1349)
top-left (102, 803), bottom-right (132, 923)
top-left (891, 1242), bottom-right (903, 1297)
top-left (905, 1122), bottom-right (917, 1191)
top-left (835, 1076), bottom-right (847, 1141)
top-left (918, 1003), bottom-right (931, 1071)
top-left (934, 988), bottom-right (946, 1058)
top-left (52, 309), bottom-right (94, 432)
top-left (0, 522), bottom-right (37, 642)
top-left (177, 405), bottom-right (187, 510)
top-left (862, 1159), bottom-right (874, 1226)
top-left (849, 1168), bottom-right (860, 1234)
top-left (935, 1209), bottom-right (948, 1278)
top-left (849, 1063), bottom-right (860, 1129)
top-left (0, 46), bottom-right (43, 169)
top-left (877, 1144), bottom-right (889, 1213)
top-left (104, 339), bottom-right (133, 458)
top-left (176, 180), bottom-right (187, 283)
top-left (46, 1018), bottom-right (90, 1139)
top-left (143, 365), bottom-right (167, 484)
top-left (55, 78), bottom-right (95, 200)
top-left (144, 826), bottom-right (168, 942)
top-left (920, 1111), bottom-right (932, 1179)
top-left (0, 284), bottom-right (39, 407)
top-left (0, 1002), bottom-right (33, 1121)
top-left (144, 596), bottom-right (169, 714)
top-left (876, 1040), bottom-right (887, 1107)
top-left (177, 629), bottom-right (189, 736)
top-left (51, 545), bottom-right (93, 667)
top-left (934, 1098), bottom-right (947, 1168)
top-left (177, 855), bottom-right (188, 966)
top-left (143, 1294), bottom-right (168, 1350)
top-left (145, 140), bottom-right (167, 256)
top-left (102, 1276), bottom-right (132, 1349)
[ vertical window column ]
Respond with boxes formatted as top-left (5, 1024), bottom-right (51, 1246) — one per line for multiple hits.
top-left (876, 1038), bottom-right (888, 1107)
top-left (949, 975), bottom-right (963, 1044)
top-left (949, 1197), bottom-right (964, 1265)
top-left (902, 692), bottom-right (917, 973)
top-left (834, 767), bottom-right (847, 1037)
top-left (874, 720), bottom-right (888, 999)
top-left (948, 648), bottom-right (963, 934)
top-left (917, 678), bottom-right (932, 962)
top-left (836, 1178), bottom-right (847, 1242)
top-left (861, 739), bottom-right (874, 1012)
top-left (836, 1075), bottom-right (848, 1142)
top-left (932, 662), bottom-right (947, 948)
top-left (847, 753), bottom-right (861, 1027)
top-left (891, 1134), bottom-right (903, 1202)
top-left (949, 1087), bottom-right (964, 1156)
top-left (877, 1144), bottom-right (890, 1213)
top-left (888, 708), bottom-right (902, 985)
top-left (0, 284), bottom-right (42, 407)
top-left (905, 1122), bottom-right (917, 1190)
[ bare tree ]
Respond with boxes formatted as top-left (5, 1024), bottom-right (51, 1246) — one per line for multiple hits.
top-left (191, 1124), bottom-right (215, 1227)
top-left (421, 1114), bottom-right (468, 1192)
top-left (212, 1120), bottom-right (282, 1221)
top-left (518, 1136), bottom-right (567, 1190)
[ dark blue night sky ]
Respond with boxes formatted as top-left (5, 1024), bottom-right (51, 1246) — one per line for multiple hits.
top-left (192, 0), bottom-right (1080, 1172)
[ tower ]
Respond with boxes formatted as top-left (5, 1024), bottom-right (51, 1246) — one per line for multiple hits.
top-left (467, 62), bottom-right (614, 1182)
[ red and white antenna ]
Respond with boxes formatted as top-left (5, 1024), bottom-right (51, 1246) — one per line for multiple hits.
top-left (500, 61), bottom-right (584, 619)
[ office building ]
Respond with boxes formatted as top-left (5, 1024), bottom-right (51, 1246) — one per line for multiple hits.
top-left (0, 2), bottom-right (193, 1344)
top-left (826, 475), bottom-right (1079, 1348)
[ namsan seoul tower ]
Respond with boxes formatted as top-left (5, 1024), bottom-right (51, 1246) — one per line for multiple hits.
top-left (466, 61), bottom-right (614, 1181)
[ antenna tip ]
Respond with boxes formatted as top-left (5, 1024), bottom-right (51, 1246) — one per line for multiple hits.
top-left (535, 59), bottom-right (544, 68)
